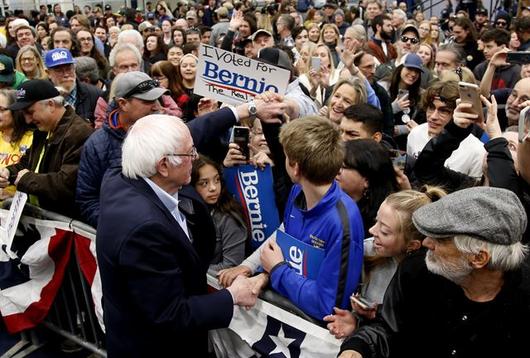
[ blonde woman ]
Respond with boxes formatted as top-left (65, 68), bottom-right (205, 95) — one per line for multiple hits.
top-left (418, 21), bottom-right (432, 45)
top-left (320, 78), bottom-right (368, 123)
top-left (15, 46), bottom-right (47, 80)
top-left (298, 43), bottom-right (341, 107)
top-left (319, 23), bottom-right (341, 66)
top-left (295, 41), bottom-right (317, 75)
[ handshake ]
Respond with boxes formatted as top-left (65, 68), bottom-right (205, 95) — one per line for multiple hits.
top-left (223, 267), bottom-right (270, 309)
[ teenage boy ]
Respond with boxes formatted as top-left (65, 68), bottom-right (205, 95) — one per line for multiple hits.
top-left (218, 116), bottom-right (365, 321)
top-left (473, 28), bottom-right (521, 91)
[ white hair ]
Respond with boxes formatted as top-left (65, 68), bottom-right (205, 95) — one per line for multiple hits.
top-left (392, 9), bottom-right (407, 22)
top-left (347, 24), bottom-right (367, 42)
top-left (122, 115), bottom-right (188, 179)
top-left (454, 235), bottom-right (529, 271)
top-left (109, 43), bottom-right (142, 68)
top-left (117, 29), bottom-right (144, 52)
top-left (11, 18), bottom-right (30, 30)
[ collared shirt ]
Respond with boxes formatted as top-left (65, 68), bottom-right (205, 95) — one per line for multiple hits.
top-left (65, 85), bottom-right (77, 108)
top-left (143, 177), bottom-right (191, 241)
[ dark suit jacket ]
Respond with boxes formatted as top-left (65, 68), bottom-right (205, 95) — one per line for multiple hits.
top-left (97, 168), bottom-right (233, 357)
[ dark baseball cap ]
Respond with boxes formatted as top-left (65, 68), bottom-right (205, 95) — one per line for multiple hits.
top-left (0, 55), bottom-right (15, 85)
top-left (10, 80), bottom-right (60, 111)
top-left (257, 47), bottom-right (293, 73)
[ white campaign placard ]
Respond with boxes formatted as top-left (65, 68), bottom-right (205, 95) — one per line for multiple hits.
top-left (0, 191), bottom-right (27, 258)
top-left (194, 44), bottom-right (290, 105)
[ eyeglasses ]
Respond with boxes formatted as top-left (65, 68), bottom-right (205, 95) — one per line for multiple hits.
top-left (167, 146), bottom-right (198, 160)
top-left (21, 57), bottom-right (36, 63)
top-left (495, 21), bottom-right (507, 26)
top-left (426, 104), bottom-right (453, 119)
top-left (152, 74), bottom-right (167, 81)
top-left (401, 35), bottom-right (419, 44)
top-left (123, 79), bottom-right (160, 99)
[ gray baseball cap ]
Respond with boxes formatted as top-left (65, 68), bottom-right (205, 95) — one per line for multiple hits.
top-left (412, 187), bottom-right (527, 245)
top-left (114, 71), bottom-right (168, 101)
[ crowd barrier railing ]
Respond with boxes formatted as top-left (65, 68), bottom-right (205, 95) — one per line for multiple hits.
top-left (1, 202), bottom-right (341, 358)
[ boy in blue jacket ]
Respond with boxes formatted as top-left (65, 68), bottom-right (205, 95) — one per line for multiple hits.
top-left (219, 116), bottom-right (364, 321)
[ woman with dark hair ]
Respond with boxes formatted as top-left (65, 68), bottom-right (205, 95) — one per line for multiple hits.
top-left (291, 26), bottom-right (309, 61)
top-left (451, 16), bottom-right (484, 69)
top-left (172, 27), bottom-right (186, 47)
top-left (336, 139), bottom-right (400, 237)
top-left (221, 10), bottom-right (257, 55)
top-left (144, 34), bottom-right (167, 64)
top-left (76, 29), bottom-right (110, 79)
top-left (388, 53), bottom-right (424, 149)
top-left (0, 89), bottom-right (33, 199)
top-left (35, 22), bottom-right (49, 46)
top-left (150, 60), bottom-right (184, 101)
top-left (191, 155), bottom-right (247, 275)
top-left (161, 19), bottom-right (173, 46)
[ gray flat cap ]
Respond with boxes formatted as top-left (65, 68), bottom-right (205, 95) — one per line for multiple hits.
top-left (412, 186), bottom-right (527, 245)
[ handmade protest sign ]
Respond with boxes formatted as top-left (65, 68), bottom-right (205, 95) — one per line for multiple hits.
top-left (194, 44), bottom-right (290, 105)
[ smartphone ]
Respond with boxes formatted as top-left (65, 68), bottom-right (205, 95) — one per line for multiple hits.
top-left (507, 51), bottom-right (530, 64)
top-left (232, 126), bottom-right (250, 160)
top-left (350, 295), bottom-right (374, 310)
top-left (519, 106), bottom-right (530, 143)
top-left (389, 149), bottom-right (406, 171)
top-left (310, 56), bottom-right (321, 70)
top-left (397, 89), bottom-right (409, 100)
top-left (458, 81), bottom-right (484, 123)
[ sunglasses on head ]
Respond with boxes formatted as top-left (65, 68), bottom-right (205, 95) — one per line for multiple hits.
top-left (401, 35), bottom-right (419, 44)
top-left (123, 79), bottom-right (160, 99)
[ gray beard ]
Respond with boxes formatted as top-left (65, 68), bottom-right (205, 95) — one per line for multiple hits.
top-left (425, 250), bottom-right (473, 285)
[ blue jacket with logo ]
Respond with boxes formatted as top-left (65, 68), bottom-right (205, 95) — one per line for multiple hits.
top-left (269, 181), bottom-right (364, 320)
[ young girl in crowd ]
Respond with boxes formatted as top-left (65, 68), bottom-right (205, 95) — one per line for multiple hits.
top-left (324, 186), bottom-right (446, 339)
top-left (176, 53), bottom-right (202, 121)
top-left (191, 155), bottom-right (247, 275)
top-left (388, 53), bottom-right (423, 148)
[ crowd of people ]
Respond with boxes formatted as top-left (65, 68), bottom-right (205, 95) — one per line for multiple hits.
top-left (0, 0), bottom-right (529, 357)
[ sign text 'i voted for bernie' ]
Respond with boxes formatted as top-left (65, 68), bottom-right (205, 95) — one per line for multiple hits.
top-left (194, 44), bottom-right (290, 105)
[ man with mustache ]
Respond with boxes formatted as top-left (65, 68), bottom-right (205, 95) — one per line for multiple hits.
top-left (338, 186), bottom-right (529, 358)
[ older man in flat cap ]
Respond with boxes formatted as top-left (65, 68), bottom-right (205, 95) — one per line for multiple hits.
top-left (338, 186), bottom-right (530, 358)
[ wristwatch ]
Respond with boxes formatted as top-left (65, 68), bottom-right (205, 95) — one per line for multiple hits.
top-left (248, 100), bottom-right (257, 121)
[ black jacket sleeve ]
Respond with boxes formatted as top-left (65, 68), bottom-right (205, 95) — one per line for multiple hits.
top-left (261, 121), bottom-right (292, 218)
top-left (413, 121), bottom-right (478, 192)
top-left (187, 107), bottom-right (237, 163)
top-left (485, 137), bottom-right (520, 195)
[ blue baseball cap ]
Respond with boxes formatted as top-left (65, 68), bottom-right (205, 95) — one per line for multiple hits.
top-left (403, 53), bottom-right (424, 73)
top-left (45, 48), bottom-right (75, 69)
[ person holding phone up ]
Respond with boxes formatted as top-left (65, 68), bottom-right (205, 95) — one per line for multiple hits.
top-left (223, 118), bottom-right (274, 170)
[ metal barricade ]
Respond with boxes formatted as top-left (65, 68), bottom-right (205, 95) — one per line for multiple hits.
top-left (0, 203), bottom-right (106, 358)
